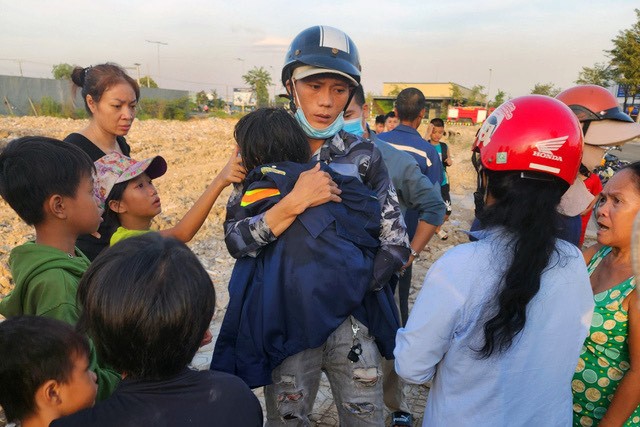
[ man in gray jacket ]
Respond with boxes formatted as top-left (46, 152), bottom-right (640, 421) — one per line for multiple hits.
top-left (343, 84), bottom-right (446, 427)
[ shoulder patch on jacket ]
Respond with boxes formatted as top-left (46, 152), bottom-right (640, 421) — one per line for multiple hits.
top-left (260, 166), bottom-right (286, 176)
top-left (241, 188), bottom-right (281, 207)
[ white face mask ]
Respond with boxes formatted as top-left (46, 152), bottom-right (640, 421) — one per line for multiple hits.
top-left (291, 79), bottom-right (346, 139)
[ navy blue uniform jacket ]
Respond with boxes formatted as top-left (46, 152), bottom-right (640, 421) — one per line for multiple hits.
top-left (212, 161), bottom-right (398, 388)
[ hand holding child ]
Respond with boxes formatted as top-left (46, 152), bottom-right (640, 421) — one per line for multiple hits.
top-left (291, 163), bottom-right (342, 210)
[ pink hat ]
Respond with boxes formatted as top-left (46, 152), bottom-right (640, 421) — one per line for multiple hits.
top-left (94, 152), bottom-right (167, 209)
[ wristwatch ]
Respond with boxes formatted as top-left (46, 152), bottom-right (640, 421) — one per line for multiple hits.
top-left (410, 248), bottom-right (420, 259)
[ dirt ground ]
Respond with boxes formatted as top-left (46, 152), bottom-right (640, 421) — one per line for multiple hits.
top-left (0, 116), bottom-right (483, 425)
top-left (0, 116), bottom-right (481, 297)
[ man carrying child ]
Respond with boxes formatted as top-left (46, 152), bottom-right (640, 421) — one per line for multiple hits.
top-left (218, 25), bottom-right (410, 426)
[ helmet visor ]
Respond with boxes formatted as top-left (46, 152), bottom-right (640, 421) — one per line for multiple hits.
top-left (569, 105), bottom-right (634, 123)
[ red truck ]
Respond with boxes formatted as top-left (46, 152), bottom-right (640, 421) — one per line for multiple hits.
top-left (447, 106), bottom-right (495, 124)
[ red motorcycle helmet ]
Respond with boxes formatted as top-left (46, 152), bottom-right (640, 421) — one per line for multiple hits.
top-left (473, 95), bottom-right (583, 184)
top-left (556, 85), bottom-right (632, 123)
top-left (556, 85), bottom-right (640, 146)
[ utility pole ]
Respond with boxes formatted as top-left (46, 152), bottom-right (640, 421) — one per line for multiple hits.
top-left (0, 59), bottom-right (23, 76)
top-left (485, 68), bottom-right (493, 110)
top-left (235, 58), bottom-right (246, 111)
top-left (146, 40), bottom-right (168, 80)
top-left (134, 63), bottom-right (141, 84)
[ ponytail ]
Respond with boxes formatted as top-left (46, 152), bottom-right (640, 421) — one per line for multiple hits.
top-left (476, 170), bottom-right (569, 358)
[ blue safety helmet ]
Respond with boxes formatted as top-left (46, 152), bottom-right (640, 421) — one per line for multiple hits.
top-left (281, 25), bottom-right (361, 87)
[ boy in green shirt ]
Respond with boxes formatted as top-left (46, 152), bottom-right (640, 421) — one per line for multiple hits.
top-left (0, 136), bottom-right (119, 399)
top-left (428, 118), bottom-right (453, 240)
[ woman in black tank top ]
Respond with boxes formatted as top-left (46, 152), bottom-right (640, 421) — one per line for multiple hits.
top-left (65, 63), bottom-right (140, 260)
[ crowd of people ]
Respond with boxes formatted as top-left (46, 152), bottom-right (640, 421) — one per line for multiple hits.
top-left (1, 24), bottom-right (640, 427)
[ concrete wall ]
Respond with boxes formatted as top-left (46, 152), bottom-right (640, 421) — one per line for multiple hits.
top-left (0, 75), bottom-right (189, 116)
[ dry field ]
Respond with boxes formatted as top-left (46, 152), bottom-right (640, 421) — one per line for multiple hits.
top-left (0, 116), bottom-right (601, 425)
top-left (0, 115), bottom-right (480, 300)
top-left (0, 115), bottom-right (490, 425)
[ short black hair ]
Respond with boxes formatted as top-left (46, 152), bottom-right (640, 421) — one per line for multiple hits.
top-left (375, 115), bottom-right (386, 125)
top-left (352, 84), bottom-right (365, 107)
top-left (235, 108), bottom-right (311, 172)
top-left (385, 111), bottom-right (396, 119)
top-left (77, 233), bottom-right (215, 380)
top-left (430, 118), bottom-right (445, 128)
top-left (0, 136), bottom-right (94, 225)
top-left (0, 316), bottom-right (90, 423)
top-left (395, 88), bottom-right (426, 122)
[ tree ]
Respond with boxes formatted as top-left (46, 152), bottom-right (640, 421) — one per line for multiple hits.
top-left (492, 89), bottom-right (507, 108)
top-left (140, 76), bottom-right (158, 88)
top-left (607, 8), bottom-right (640, 110)
top-left (243, 66), bottom-right (272, 108)
top-left (52, 63), bottom-right (74, 80)
top-left (575, 62), bottom-right (614, 87)
top-left (195, 90), bottom-right (208, 107)
top-left (365, 91), bottom-right (375, 118)
top-left (530, 82), bottom-right (561, 97)
top-left (388, 85), bottom-right (402, 97)
top-left (449, 84), bottom-right (463, 106)
top-left (365, 91), bottom-right (374, 107)
top-left (210, 89), bottom-right (226, 109)
top-left (468, 85), bottom-right (486, 106)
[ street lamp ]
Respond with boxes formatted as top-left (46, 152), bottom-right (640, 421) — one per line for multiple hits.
top-left (146, 39), bottom-right (168, 79)
top-left (235, 57), bottom-right (245, 76)
top-left (485, 68), bottom-right (492, 109)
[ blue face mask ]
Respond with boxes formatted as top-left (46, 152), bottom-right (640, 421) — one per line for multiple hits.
top-left (342, 117), bottom-right (365, 136)
top-left (294, 108), bottom-right (345, 140)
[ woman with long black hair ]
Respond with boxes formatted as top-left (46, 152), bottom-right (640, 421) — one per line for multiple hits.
top-left (394, 96), bottom-right (595, 426)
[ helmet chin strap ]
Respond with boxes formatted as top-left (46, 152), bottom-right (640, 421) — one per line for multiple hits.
top-left (289, 78), bottom-right (300, 113)
top-left (344, 86), bottom-right (356, 114)
top-left (472, 151), bottom-right (486, 216)
top-left (483, 173), bottom-right (490, 206)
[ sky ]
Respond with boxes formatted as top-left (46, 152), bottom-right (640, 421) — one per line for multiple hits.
top-left (0, 0), bottom-right (637, 101)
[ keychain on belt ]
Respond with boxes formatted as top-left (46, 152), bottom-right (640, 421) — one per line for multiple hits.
top-left (347, 317), bottom-right (363, 363)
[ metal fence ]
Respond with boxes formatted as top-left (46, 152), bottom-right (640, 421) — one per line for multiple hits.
top-left (0, 75), bottom-right (189, 117)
